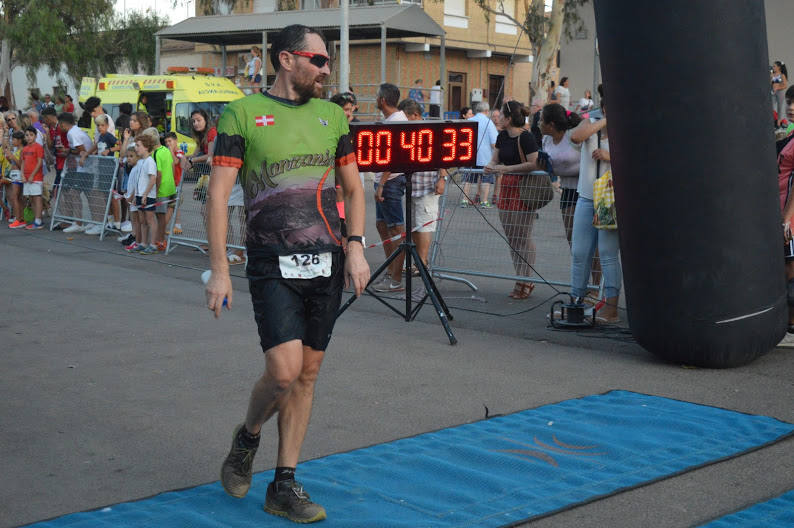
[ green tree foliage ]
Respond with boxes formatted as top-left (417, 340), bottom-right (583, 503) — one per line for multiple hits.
top-left (472, 0), bottom-right (590, 98)
top-left (0, 0), bottom-right (167, 106)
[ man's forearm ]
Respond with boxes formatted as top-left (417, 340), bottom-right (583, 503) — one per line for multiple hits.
top-left (344, 183), bottom-right (365, 237)
top-left (207, 179), bottom-right (231, 274)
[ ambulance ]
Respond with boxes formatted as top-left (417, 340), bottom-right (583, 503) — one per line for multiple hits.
top-left (78, 67), bottom-right (245, 154)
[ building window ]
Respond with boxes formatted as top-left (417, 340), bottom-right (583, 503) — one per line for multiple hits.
top-left (444, 0), bottom-right (468, 29)
top-left (495, 0), bottom-right (517, 35)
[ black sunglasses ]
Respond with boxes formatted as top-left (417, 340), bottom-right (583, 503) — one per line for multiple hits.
top-left (289, 50), bottom-right (330, 69)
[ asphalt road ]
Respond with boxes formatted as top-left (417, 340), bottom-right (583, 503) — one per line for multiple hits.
top-left (1, 221), bottom-right (792, 528)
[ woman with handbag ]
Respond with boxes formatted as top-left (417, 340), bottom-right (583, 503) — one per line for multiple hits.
top-left (485, 100), bottom-right (542, 299)
top-left (569, 97), bottom-right (621, 323)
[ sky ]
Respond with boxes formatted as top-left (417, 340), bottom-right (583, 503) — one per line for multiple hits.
top-left (114, 0), bottom-right (194, 25)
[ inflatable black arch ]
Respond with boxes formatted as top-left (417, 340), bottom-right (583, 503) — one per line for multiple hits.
top-left (593, 0), bottom-right (787, 367)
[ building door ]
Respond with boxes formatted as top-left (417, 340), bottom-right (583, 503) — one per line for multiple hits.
top-left (448, 72), bottom-right (466, 115)
top-left (489, 75), bottom-right (504, 110)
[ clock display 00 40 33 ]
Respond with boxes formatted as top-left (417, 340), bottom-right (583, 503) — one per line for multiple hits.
top-left (350, 120), bottom-right (479, 173)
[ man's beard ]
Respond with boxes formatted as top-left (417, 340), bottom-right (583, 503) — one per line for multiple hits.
top-left (294, 75), bottom-right (324, 104)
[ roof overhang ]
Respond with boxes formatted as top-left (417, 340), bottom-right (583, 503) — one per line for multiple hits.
top-left (156, 5), bottom-right (445, 46)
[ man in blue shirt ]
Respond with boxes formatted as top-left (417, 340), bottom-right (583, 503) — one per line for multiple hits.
top-left (462, 101), bottom-right (499, 207)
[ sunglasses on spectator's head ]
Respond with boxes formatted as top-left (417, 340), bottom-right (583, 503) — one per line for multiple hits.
top-left (340, 92), bottom-right (357, 105)
top-left (289, 50), bottom-right (330, 69)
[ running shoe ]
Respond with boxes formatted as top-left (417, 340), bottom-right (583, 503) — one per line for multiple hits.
top-left (63, 223), bottom-right (85, 233)
top-left (460, 199), bottom-right (470, 208)
top-left (221, 424), bottom-right (259, 498)
top-left (124, 242), bottom-right (140, 252)
top-left (25, 221), bottom-right (43, 230)
top-left (156, 241), bottom-right (167, 252)
top-left (264, 480), bottom-right (326, 524)
top-left (9, 219), bottom-right (26, 229)
top-left (120, 220), bottom-right (133, 232)
top-left (140, 245), bottom-right (158, 255)
top-left (84, 224), bottom-right (102, 235)
top-left (480, 201), bottom-right (493, 208)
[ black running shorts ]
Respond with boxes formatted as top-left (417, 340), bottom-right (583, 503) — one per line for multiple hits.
top-left (248, 252), bottom-right (345, 353)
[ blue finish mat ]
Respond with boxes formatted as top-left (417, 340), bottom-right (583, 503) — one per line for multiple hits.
top-left (699, 489), bottom-right (794, 527)
top-left (27, 391), bottom-right (794, 528)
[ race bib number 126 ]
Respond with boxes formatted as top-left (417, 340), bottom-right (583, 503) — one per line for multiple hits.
top-left (278, 252), bottom-right (332, 279)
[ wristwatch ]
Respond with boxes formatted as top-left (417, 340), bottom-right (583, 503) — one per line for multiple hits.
top-left (347, 235), bottom-right (365, 246)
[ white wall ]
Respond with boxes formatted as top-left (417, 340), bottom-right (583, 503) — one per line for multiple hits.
top-left (11, 65), bottom-right (79, 110)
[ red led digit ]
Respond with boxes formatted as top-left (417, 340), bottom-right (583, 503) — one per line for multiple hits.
top-left (400, 131), bottom-right (417, 161)
top-left (459, 127), bottom-right (474, 161)
top-left (375, 130), bottom-right (392, 165)
top-left (442, 128), bottom-right (457, 162)
top-left (357, 131), bottom-right (374, 166)
top-left (417, 129), bottom-right (433, 162)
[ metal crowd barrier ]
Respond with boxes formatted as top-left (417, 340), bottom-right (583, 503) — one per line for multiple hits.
top-left (49, 155), bottom-right (118, 241)
top-left (430, 167), bottom-right (592, 290)
top-left (166, 162), bottom-right (246, 254)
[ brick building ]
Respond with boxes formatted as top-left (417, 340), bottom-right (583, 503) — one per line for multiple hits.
top-left (158, 0), bottom-right (535, 117)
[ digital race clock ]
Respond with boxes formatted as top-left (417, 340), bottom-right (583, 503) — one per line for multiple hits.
top-left (350, 120), bottom-right (478, 173)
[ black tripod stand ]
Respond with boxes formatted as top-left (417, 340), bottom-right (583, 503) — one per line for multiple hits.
top-left (337, 173), bottom-right (457, 345)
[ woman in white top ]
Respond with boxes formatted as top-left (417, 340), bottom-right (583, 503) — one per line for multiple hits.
top-left (540, 103), bottom-right (582, 244)
top-left (553, 77), bottom-right (571, 110)
top-left (576, 89), bottom-right (594, 113)
top-left (248, 46), bottom-right (263, 85)
top-left (569, 96), bottom-right (621, 323)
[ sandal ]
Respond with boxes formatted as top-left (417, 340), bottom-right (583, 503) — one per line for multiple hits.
top-left (509, 282), bottom-right (534, 300)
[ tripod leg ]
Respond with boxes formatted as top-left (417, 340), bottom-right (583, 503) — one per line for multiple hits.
top-left (336, 244), bottom-right (404, 319)
top-left (409, 245), bottom-right (457, 345)
top-left (412, 247), bottom-right (454, 321)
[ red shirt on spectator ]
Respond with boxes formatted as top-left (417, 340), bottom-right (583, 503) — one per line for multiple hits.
top-left (49, 126), bottom-right (69, 170)
top-left (202, 127), bottom-right (217, 155)
top-left (22, 142), bottom-right (45, 182)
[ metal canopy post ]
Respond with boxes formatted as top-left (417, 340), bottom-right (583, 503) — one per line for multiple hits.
top-left (440, 33), bottom-right (446, 117)
top-left (380, 24), bottom-right (387, 85)
top-left (340, 0), bottom-right (349, 92)
top-left (262, 31), bottom-right (268, 89)
top-left (221, 45), bottom-right (227, 76)
top-left (155, 35), bottom-right (161, 74)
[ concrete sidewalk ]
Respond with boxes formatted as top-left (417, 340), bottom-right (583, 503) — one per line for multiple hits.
top-left (1, 227), bottom-right (792, 528)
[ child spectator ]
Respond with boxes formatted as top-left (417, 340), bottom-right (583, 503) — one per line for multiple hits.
top-left (5, 131), bottom-right (25, 228)
top-left (163, 131), bottom-right (184, 235)
top-left (134, 133), bottom-right (159, 254)
top-left (123, 145), bottom-right (142, 252)
top-left (21, 126), bottom-right (45, 229)
top-left (142, 127), bottom-right (175, 250)
top-left (84, 114), bottom-right (121, 229)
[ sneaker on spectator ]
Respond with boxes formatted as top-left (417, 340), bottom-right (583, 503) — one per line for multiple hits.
top-left (124, 242), bottom-right (140, 252)
top-left (9, 219), bottom-right (26, 229)
top-left (120, 220), bottom-right (133, 232)
top-left (373, 279), bottom-right (404, 293)
top-left (25, 221), bottom-right (43, 230)
top-left (118, 232), bottom-right (131, 243)
top-left (156, 241), bottom-right (167, 252)
top-left (140, 245), bottom-right (158, 255)
top-left (84, 224), bottom-right (102, 235)
top-left (63, 223), bottom-right (85, 233)
top-left (460, 199), bottom-right (470, 208)
top-left (480, 201), bottom-right (493, 208)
